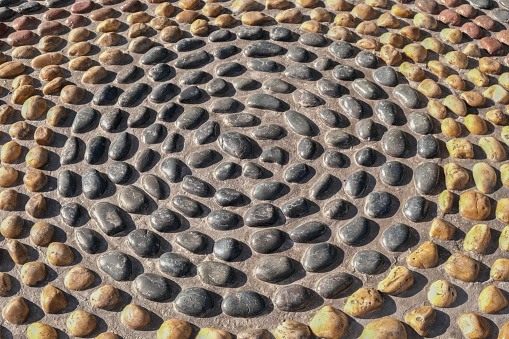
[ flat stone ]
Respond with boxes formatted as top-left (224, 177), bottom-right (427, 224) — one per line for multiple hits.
top-left (255, 255), bottom-right (294, 282)
top-left (175, 287), bottom-right (213, 316)
top-left (333, 65), bottom-right (357, 80)
top-left (323, 199), bottom-right (349, 219)
top-left (232, 78), bottom-right (259, 91)
top-left (316, 273), bottom-right (353, 298)
top-left (207, 79), bottom-right (229, 96)
top-left (319, 109), bottom-right (342, 127)
top-left (176, 231), bottom-right (207, 253)
top-left (133, 273), bottom-right (171, 301)
top-left (180, 71), bottom-right (206, 85)
top-left (128, 229), bottom-right (160, 257)
top-left (116, 65), bottom-right (140, 84)
top-left (339, 95), bottom-right (364, 119)
top-left (325, 130), bottom-right (353, 148)
top-left (216, 62), bottom-right (245, 76)
top-left (244, 41), bottom-right (284, 57)
top-left (248, 60), bottom-right (282, 72)
top-left (298, 138), bottom-right (318, 160)
top-left (345, 170), bottom-right (368, 198)
top-left (299, 32), bottom-right (327, 47)
top-left (222, 291), bottom-right (266, 318)
top-left (142, 123), bottom-right (165, 145)
top-left (309, 174), bottom-right (333, 199)
top-left (380, 161), bottom-right (405, 186)
top-left (414, 162), bottom-right (440, 195)
top-left (218, 132), bottom-right (253, 159)
top-left (284, 110), bottom-right (314, 136)
top-left (287, 46), bottom-right (310, 62)
top-left (101, 109), bottom-right (123, 132)
top-left (118, 185), bottom-right (148, 214)
top-left (179, 86), bottom-right (201, 103)
top-left (182, 175), bottom-right (211, 197)
top-left (98, 251), bottom-right (132, 281)
top-left (118, 83), bottom-right (148, 107)
top-left (159, 252), bottom-right (192, 277)
top-left (197, 261), bottom-right (235, 287)
top-left (263, 78), bottom-right (294, 93)
top-left (353, 250), bottom-right (384, 275)
top-left (160, 157), bottom-right (181, 183)
top-left (176, 38), bottom-right (205, 52)
top-left (206, 210), bottom-right (239, 231)
top-left (214, 162), bottom-right (238, 181)
top-left (250, 229), bottom-right (285, 254)
top-left (134, 148), bottom-right (156, 172)
top-left (270, 27), bottom-right (293, 41)
top-left (329, 41), bottom-right (354, 58)
top-left (246, 93), bottom-right (284, 111)
top-left (373, 66), bottom-right (398, 87)
top-left (284, 64), bottom-right (317, 81)
top-left (339, 217), bottom-right (369, 246)
top-left (356, 51), bottom-right (378, 68)
top-left (253, 124), bottom-right (286, 140)
top-left (282, 197), bottom-right (309, 218)
top-left (209, 29), bottom-right (231, 42)
top-left (317, 79), bottom-right (342, 98)
top-left (469, 0), bottom-right (492, 8)
top-left (355, 147), bottom-right (376, 166)
top-left (381, 128), bottom-right (407, 157)
top-left (365, 191), bottom-right (392, 218)
top-left (293, 89), bottom-right (323, 107)
top-left (213, 45), bottom-right (239, 60)
top-left (382, 223), bottom-right (410, 251)
top-left (215, 188), bottom-right (245, 206)
top-left (140, 46), bottom-right (169, 65)
top-left (302, 243), bottom-right (337, 272)
top-left (290, 221), bottom-right (327, 243)
top-left (238, 26), bottom-right (264, 40)
top-left (274, 285), bottom-right (311, 311)
top-left (58, 170), bottom-right (76, 197)
top-left (242, 162), bottom-right (265, 179)
top-left (150, 208), bottom-right (180, 232)
top-left (148, 64), bottom-right (172, 81)
top-left (72, 108), bottom-right (97, 133)
top-left (224, 113), bottom-right (259, 127)
top-left (175, 50), bottom-right (210, 69)
top-left (176, 107), bottom-right (206, 130)
top-left (352, 79), bottom-right (381, 100)
top-left (403, 196), bottom-right (429, 222)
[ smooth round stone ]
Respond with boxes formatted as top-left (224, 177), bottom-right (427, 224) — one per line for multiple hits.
top-left (403, 196), bottom-right (429, 222)
top-left (284, 64), bottom-right (317, 81)
top-left (218, 131), bottom-right (253, 159)
top-left (109, 132), bottom-right (131, 161)
top-left (224, 113), bottom-right (259, 127)
top-left (250, 229), bottom-right (285, 254)
top-left (339, 217), bottom-right (369, 246)
top-left (142, 123), bottom-right (165, 145)
top-left (325, 130), bottom-right (353, 148)
top-left (333, 64), bottom-right (357, 80)
top-left (58, 170), bottom-right (76, 197)
top-left (214, 237), bottom-right (242, 261)
top-left (324, 150), bottom-right (345, 168)
top-left (355, 147), bottom-right (376, 166)
top-left (408, 112), bottom-right (433, 135)
top-left (317, 79), bottom-right (342, 98)
top-left (285, 110), bottom-right (313, 136)
top-left (161, 157), bottom-right (181, 182)
top-left (293, 89), bottom-right (323, 107)
top-left (176, 107), bottom-right (206, 130)
top-left (175, 50), bottom-right (210, 69)
top-left (263, 78), bottom-right (295, 93)
top-left (107, 162), bottom-right (132, 185)
top-left (373, 66), bottom-right (398, 87)
top-left (98, 251), bottom-right (132, 281)
top-left (141, 46), bottom-right (169, 65)
top-left (142, 174), bottom-right (164, 200)
top-left (417, 135), bottom-right (439, 158)
top-left (302, 243), bottom-right (337, 272)
top-left (134, 148), bottom-right (156, 172)
top-left (175, 287), bottom-right (213, 316)
top-left (252, 181), bottom-right (284, 200)
top-left (119, 83), bottom-right (149, 107)
top-left (353, 79), bottom-right (381, 100)
top-left (339, 95), bottom-right (364, 119)
top-left (365, 191), bottom-right (392, 218)
top-left (214, 188), bottom-right (245, 206)
top-left (172, 195), bottom-right (202, 217)
top-left (116, 65), bottom-right (140, 84)
top-left (151, 85), bottom-right (173, 105)
top-left (299, 32), bottom-right (327, 47)
top-left (255, 256), bottom-right (294, 282)
top-left (394, 84), bottom-right (420, 108)
top-left (290, 221), bottom-right (327, 243)
top-left (382, 223), bottom-right (410, 252)
top-left (128, 229), bottom-right (160, 257)
top-left (91, 202), bottom-right (126, 236)
top-left (82, 168), bottom-right (107, 199)
top-left (310, 174), bottom-right (333, 199)
top-left (222, 291), bottom-right (266, 318)
top-left (188, 149), bottom-right (218, 168)
top-left (237, 26), bottom-right (264, 40)
top-left (270, 27), bottom-right (293, 41)
top-left (285, 163), bottom-right (310, 183)
top-left (214, 162), bottom-right (238, 181)
top-left (150, 208), bottom-right (180, 232)
top-left (159, 252), bottom-right (192, 277)
top-left (314, 57), bottom-right (334, 71)
top-left (127, 106), bottom-right (150, 128)
top-left (206, 78), bottom-right (229, 96)
top-left (179, 70), bottom-right (206, 85)
top-left (469, 0), bottom-right (492, 8)
top-left (345, 170), bottom-right (368, 198)
top-left (179, 86), bottom-right (201, 103)
top-left (381, 128), bottom-right (407, 157)
top-left (244, 41), bottom-right (284, 58)
top-left (62, 202), bottom-right (81, 226)
top-left (245, 203), bottom-right (278, 227)
top-left (380, 161), bottom-right (405, 186)
top-left (282, 197), bottom-right (309, 218)
top-left (375, 100), bottom-right (401, 125)
top-left (206, 210), bottom-right (239, 231)
top-left (134, 273), bottom-right (171, 301)
top-left (319, 109), bottom-right (342, 127)
top-left (176, 231), bottom-right (207, 253)
top-left (494, 9), bottom-right (509, 22)
top-left (176, 38), bottom-right (204, 52)
top-left (274, 285), bottom-right (311, 311)
top-left (323, 199), bottom-right (349, 219)
top-left (182, 175), bottom-right (211, 197)
top-left (209, 29), bottom-right (231, 42)
top-left (242, 162), bottom-right (265, 179)
top-left (356, 51), bottom-right (378, 68)
top-left (316, 273), bottom-right (353, 298)
top-left (232, 78), bottom-right (259, 91)
top-left (118, 185), bottom-right (148, 214)
top-left (216, 62), bottom-right (245, 76)
top-left (75, 228), bottom-right (100, 254)
top-left (287, 47), bottom-right (310, 62)
top-left (93, 85), bottom-right (118, 106)
top-left (414, 162), bottom-right (440, 195)
top-left (197, 261), bottom-right (235, 287)
top-left (72, 108), bottom-right (97, 133)
top-left (253, 124), bottom-right (286, 140)
top-left (298, 138), bottom-right (318, 160)
top-left (148, 63), bottom-right (172, 81)
top-left (356, 119), bottom-right (377, 140)
top-left (247, 60), bottom-right (282, 72)
top-left (101, 109), bottom-right (123, 132)
top-left (329, 41), bottom-right (354, 59)
top-left (352, 250), bottom-right (384, 275)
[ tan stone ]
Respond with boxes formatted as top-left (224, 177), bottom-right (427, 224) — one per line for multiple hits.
top-left (445, 252), bottom-right (479, 282)
top-left (447, 139), bottom-right (474, 159)
top-left (91, 285), bottom-right (121, 310)
top-left (21, 261), bottom-right (46, 286)
top-left (157, 319), bottom-right (193, 339)
top-left (479, 285), bottom-right (508, 314)
top-left (2, 296), bottom-right (29, 324)
top-left (479, 137), bottom-right (506, 162)
top-left (0, 215), bottom-right (23, 239)
top-left (121, 304), bottom-right (151, 330)
top-left (377, 266), bottom-right (414, 295)
top-left (427, 280), bottom-right (457, 307)
top-left (446, 74), bottom-right (466, 90)
top-left (67, 310), bottom-right (97, 337)
top-left (407, 241), bottom-right (438, 269)
top-left (344, 288), bottom-right (382, 317)
top-left (309, 306), bottom-right (348, 339)
top-left (274, 321), bottom-right (310, 339)
top-left (6, 239), bottom-right (28, 264)
top-left (458, 313), bottom-right (490, 339)
top-left (27, 323), bottom-right (58, 339)
top-left (242, 11), bottom-right (270, 25)
top-left (491, 258), bottom-right (509, 281)
top-left (427, 100), bottom-right (446, 119)
top-left (65, 266), bottom-right (95, 290)
top-left (444, 163), bottom-right (469, 190)
top-left (405, 306), bottom-right (436, 336)
top-left (360, 318), bottom-right (406, 339)
top-left (430, 218), bottom-right (456, 240)
top-left (47, 242), bottom-right (74, 266)
top-left (41, 285), bottom-right (67, 313)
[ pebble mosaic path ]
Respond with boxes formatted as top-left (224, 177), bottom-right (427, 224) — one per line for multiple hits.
top-left (1, 0), bottom-right (509, 337)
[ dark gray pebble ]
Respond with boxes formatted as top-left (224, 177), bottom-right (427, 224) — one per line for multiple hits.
top-left (91, 202), bottom-right (126, 236)
top-left (365, 191), bottom-right (392, 218)
top-left (206, 210), bottom-right (239, 231)
top-left (75, 228), bottom-right (101, 254)
top-left (302, 243), bottom-right (337, 272)
top-left (150, 208), bottom-right (180, 232)
top-left (98, 251), bottom-right (132, 281)
top-left (159, 252), bottom-right (191, 277)
top-left (222, 291), bottom-right (266, 318)
top-left (380, 161), bottom-right (405, 186)
top-left (172, 195), bottom-right (202, 217)
top-left (197, 261), bottom-right (235, 287)
top-left (176, 231), bottom-right (207, 253)
top-left (61, 202), bottom-right (81, 226)
top-left (128, 228), bottom-right (160, 257)
top-left (82, 168), bottom-right (107, 199)
top-left (316, 273), bottom-right (353, 298)
top-left (255, 255), bottom-right (294, 282)
top-left (353, 250), bottom-right (384, 275)
top-left (417, 135), bottom-right (439, 158)
top-left (274, 285), bottom-right (311, 311)
top-left (244, 203), bottom-right (278, 227)
top-left (382, 223), bottom-right (410, 252)
top-left (290, 221), bottom-right (327, 243)
top-left (107, 161), bottom-right (132, 184)
top-left (175, 288), bottom-right (213, 316)
top-left (214, 237), bottom-right (242, 261)
top-left (403, 196), bottom-right (429, 222)
top-left (134, 273), bottom-right (171, 301)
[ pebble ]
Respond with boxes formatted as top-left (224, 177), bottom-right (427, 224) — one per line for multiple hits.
top-left (356, 51), bottom-right (378, 69)
top-left (75, 228), bottom-right (100, 254)
top-left (263, 78), bottom-right (294, 93)
top-left (345, 170), bottom-right (368, 198)
top-left (82, 168), bottom-right (107, 200)
top-left (365, 191), bottom-right (392, 218)
top-left (176, 231), bottom-right (206, 253)
top-left (403, 196), bottom-right (429, 222)
top-left (284, 64), bottom-right (317, 81)
top-left (222, 291), bottom-right (266, 317)
top-left (282, 197), bottom-right (309, 217)
top-left (128, 229), bottom-right (160, 257)
top-left (339, 217), bottom-right (369, 246)
top-left (253, 124), bottom-right (286, 140)
top-left (214, 237), bottom-right (242, 261)
top-left (255, 255), bottom-right (294, 282)
top-left (302, 243), bottom-right (337, 272)
top-left (290, 221), bottom-right (327, 243)
top-left (197, 261), bottom-right (235, 287)
top-left (175, 287), bottom-right (213, 316)
top-left (373, 66), bottom-right (399, 87)
top-left (274, 285), bottom-right (311, 311)
top-left (394, 84), bottom-right (420, 108)
top-left (408, 112), bottom-right (433, 135)
top-left (98, 251), bottom-right (132, 281)
top-left (159, 252), bottom-right (191, 277)
top-left (90, 285), bottom-right (121, 310)
top-left (108, 162), bottom-right (132, 185)
top-left (344, 287), bottom-right (382, 316)
top-left (250, 229), bottom-right (285, 253)
top-left (360, 318), bottom-right (406, 339)
top-left (134, 273), bottom-right (171, 301)
top-left (121, 304), bottom-right (150, 330)
top-left (414, 162), bottom-right (440, 195)
top-left (61, 202), bottom-right (82, 227)
top-left (382, 223), bottom-right (410, 251)
top-left (381, 128), bottom-right (407, 157)
top-left (353, 250), bottom-right (384, 275)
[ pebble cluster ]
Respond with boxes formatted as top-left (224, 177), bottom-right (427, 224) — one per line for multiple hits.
top-left (1, 0), bottom-right (509, 337)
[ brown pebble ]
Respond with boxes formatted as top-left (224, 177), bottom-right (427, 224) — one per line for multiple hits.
top-left (491, 258), bottom-right (509, 281)
top-left (377, 266), bottom-right (414, 295)
top-left (2, 296), bottom-right (29, 324)
top-left (438, 9), bottom-right (461, 26)
top-left (97, 32), bottom-right (121, 46)
top-left (150, 16), bottom-right (172, 30)
top-left (12, 75), bottom-right (32, 90)
top-left (157, 319), bottom-right (193, 339)
top-left (399, 26), bottom-right (420, 41)
top-left (99, 49), bottom-right (125, 65)
top-left (461, 91), bottom-right (486, 107)
top-left (31, 52), bottom-right (63, 69)
top-left (60, 85), bottom-right (86, 104)
top-left (480, 37), bottom-right (503, 56)
top-left (38, 21), bottom-right (64, 37)
top-left (445, 252), bottom-right (480, 282)
top-left (461, 22), bottom-right (483, 39)
top-left (0, 215), bottom-right (23, 238)
top-left (415, 0), bottom-right (439, 14)
top-left (242, 11), bottom-right (271, 25)
top-left (458, 313), bottom-right (490, 339)
top-left (6, 239), bottom-right (28, 264)
top-left (65, 14), bottom-right (88, 28)
top-left (0, 141), bottom-right (21, 163)
top-left (21, 261), bottom-right (46, 286)
top-left (47, 242), bottom-right (74, 266)
top-left (90, 7), bottom-right (118, 21)
top-left (160, 26), bottom-right (182, 42)
top-left (344, 288), bottom-right (382, 316)
top-left (121, 304), bottom-right (151, 330)
top-left (26, 146), bottom-right (48, 169)
top-left (40, 65), bottom-right (65, 81)
top-left (0, 189), bottom-right (19, 211)
top-left (69, 27), bottom-right (91, 42)
top-left (65, 266), bottom-right (95, 291)
top-left (0, 272), bottom-right (12, 296)
top-left (428, 280), bottom-right (457, 307)
top-left (276, 8), bottom-right (302, 23)
top-left (479, 285), bottom-right (508, 314)
top-left (121, 0), bottom-right (143, 12)
top-left (46, 105), bottom-right (67, 126)
top-left (67, 310), bottom-right (97, 337)
top-left (0, 166), bottom-right (18, 188)
top-left (26, 193), bottom-right (46, 218)
top-left (21, 95), bottom-right (47, 120)
top-left (237, 328), bottom-right (270, 339)
top-left (68, 41), bottom-right (92, 57)
top-left (459, 191), bottom-right (490, 220)
top-left (360, 317), bottom-right (406, 339)
top-left (43, 8), bottom-right (69, 20)
top-left (12, 16), bottom-right (39, 30)
top-left (71, 0), bottom-right (96, 14)
top-left (456, 4), bottom-right (476, 18)
top-left (274, 321), bottom-right (310, 339)
top-left (175, 10), bottom-right (200, 24)
top-left (191, 19), bottom-right (209, 35)
top-left (215, 14), bottom-right (237, 28)
top-left (82, 66), bottom-right (108, 84)
top-left (23, 169), bottom-right (47, 192)
top-left (90, 285), bottom-right (121, 310)
top-left (202, 3), bottom-right (223, 17)
top-left (429, 218), bottom-right (456, 240)
top-left (34, 126), bottom-right (54, 146)
top-left (97, 333), bottom-right (119, 339)
top-left (352, 3), bottom-right (377, 20)
top-left (7, 30), bottom-right (37, 47)
top-left (30, 221), bottom-right (54, 246)
top-left (11, 85), bottom-right (34, 105)
top-left (41, 284), bottom-right (67, 313)
top-left (328, 27), bottom-right (353, 42)
top-left (38, 35), bottom-right (63, 52)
